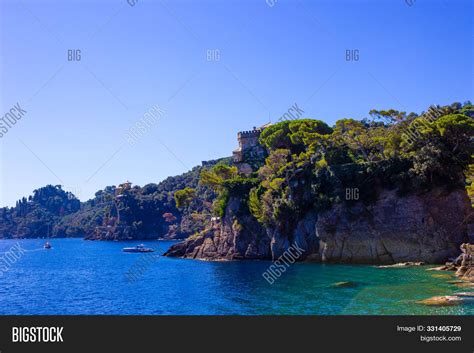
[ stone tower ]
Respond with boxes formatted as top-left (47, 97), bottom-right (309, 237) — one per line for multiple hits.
top-left (232, 123), bottom-right (271, 175)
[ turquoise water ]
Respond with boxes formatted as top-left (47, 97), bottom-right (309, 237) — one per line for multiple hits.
top-left (0, 238), bottom-right (472, 315)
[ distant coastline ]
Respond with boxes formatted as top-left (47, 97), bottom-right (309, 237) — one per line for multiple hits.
top-left (1, 102), bottom-right (473, 267)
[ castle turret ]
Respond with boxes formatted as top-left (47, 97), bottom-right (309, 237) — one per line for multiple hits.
top-left (232, 124), bottom-right (271, 174)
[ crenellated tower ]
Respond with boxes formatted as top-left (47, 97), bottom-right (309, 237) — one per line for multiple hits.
top-left (232, 123), bottom-right (271, 174)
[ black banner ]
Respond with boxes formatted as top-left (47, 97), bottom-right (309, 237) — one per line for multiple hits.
top-left (0, 316), bottom-right (472, 353)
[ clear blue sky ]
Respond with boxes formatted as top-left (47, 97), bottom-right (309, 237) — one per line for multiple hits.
top-left (0, 0), bottom-right (472, 207)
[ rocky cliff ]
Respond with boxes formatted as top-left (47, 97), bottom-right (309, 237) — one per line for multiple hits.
top-left (165, 187), bottom-right (473, 264)
top-left (165, 196), bottom-right (271, 259)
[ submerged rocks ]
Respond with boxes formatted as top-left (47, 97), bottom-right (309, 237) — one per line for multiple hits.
top-left (431, 273), bottom-right (453, 279)
top-left (417, 292), bottom-right (474, 307)
top-left (330, 281), bottom-right (358, 288)
top-left (417, 291), bottom-right (474, 306)
top-left (447, 280), bottom-right (474, 289)
top-left (417, 296), bottom-right (464, 306)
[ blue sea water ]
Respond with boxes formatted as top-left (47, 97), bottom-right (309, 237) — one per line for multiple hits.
top-left (0, 238), bottom-right (472, 315)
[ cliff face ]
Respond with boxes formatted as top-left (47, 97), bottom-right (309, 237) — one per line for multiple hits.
top-left (312, 188), bottom-right (472, 264)
top-left (165, 197), bottom-right (270, 259)
top-left (165, 187), bottom-right (473, 264)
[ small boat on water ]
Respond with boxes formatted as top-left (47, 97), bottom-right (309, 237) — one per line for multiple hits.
top-left (44, 224), bottom-right (52, 249)
top-left (122, 244), bottom-right (154, 253)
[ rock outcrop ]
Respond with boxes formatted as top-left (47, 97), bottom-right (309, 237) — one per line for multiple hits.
top-left (416, 244), bottom-right (473, 306)
top-left (455, 243), bottom-right (474, 282)
top-left (166, 187), bottom-right (473, 264)
top-left (377, 262), bottom-right (424, 268)
top-left (417, 294), bottom-right (474, 306)
top-left (165, 197), bottom-right (271, 260)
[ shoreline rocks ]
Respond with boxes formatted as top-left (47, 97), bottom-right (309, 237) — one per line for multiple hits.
top-left (417, 244), bottom-right (474, 306)
top-left (377, 262), bottom-right (424, 268)
top-left (431, 243), bottom-right (474, 282)
top-left (454, 243), bottom-right (474, 281)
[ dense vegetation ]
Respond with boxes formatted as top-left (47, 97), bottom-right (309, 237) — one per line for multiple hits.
top-left (0, 185), bottom-right (81, 238)
top-left (0, 158), bottom-right (229, 239)
top-left (199, 102), bottom-right (474, 230)
top-left (2, 102), bottom-right (472, 240)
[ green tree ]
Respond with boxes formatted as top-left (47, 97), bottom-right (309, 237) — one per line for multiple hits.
top-left (333, 119), bottom-right (371, 161)
top-left (174, 188), bottom-right (196, 209)
top-left (259, 121), bottom-right (293, 151)
top-left (258, 149), bottom-right (290, 181)
top-left (200, 164), bottom-right (238, 190)
top-left (433, 114), bottom-right (474, 154)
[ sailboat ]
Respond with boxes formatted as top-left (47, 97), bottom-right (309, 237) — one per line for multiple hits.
top-left (44, 223), bottom-right (52, 249)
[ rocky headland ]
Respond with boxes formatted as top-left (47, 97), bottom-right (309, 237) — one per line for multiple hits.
top-left (166, 103), bottom-right (474, 265)
top-left (165, 187), bottom-right (473, 264)
top-left (2, 101), bottom-right (473, 267)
